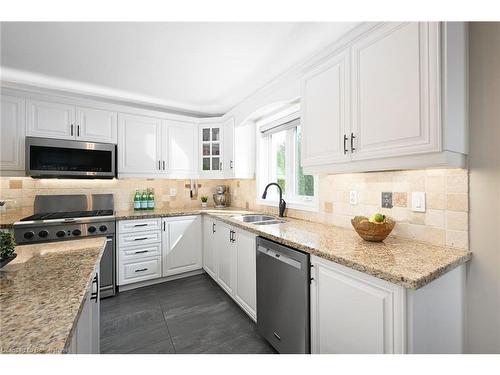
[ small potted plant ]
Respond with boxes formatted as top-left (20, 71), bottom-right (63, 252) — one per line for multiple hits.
top-left (0, 232), bottom-right (17, 268)
top-left (201, 196), bottom-right (209, 208)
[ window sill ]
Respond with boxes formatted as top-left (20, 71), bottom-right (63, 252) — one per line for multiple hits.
top-left (256, 198), bottom-right (319, 213)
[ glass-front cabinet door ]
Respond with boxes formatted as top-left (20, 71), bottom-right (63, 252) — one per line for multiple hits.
top-left (200, 124), bottom-right (223, 174)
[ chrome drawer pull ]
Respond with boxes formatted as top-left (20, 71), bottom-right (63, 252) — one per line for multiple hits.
top-left (135, 268), bottom-right (148, 273)
top-left (133, 237), bottom-right (148, 241)
top-left (134, 250), bottom-right (149, 254)
top-left (133, 223), bottom-right (148, 227)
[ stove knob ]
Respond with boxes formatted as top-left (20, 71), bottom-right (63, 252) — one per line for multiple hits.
top-left (38, 230), bottom-right (49, 238)
top-left (88, 226), bottom-right (97, 233)
top-left (56, 230), bottom-right (66, 238)
top-left (72, 229), bottom-right (82, 236)
top-left (99, 225), bottom-right (108, 232)
top-left (24, 231), bottom-right (35, 240)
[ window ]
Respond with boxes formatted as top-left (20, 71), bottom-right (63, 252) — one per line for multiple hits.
top-left (257, 108), bottom-right (318, 211)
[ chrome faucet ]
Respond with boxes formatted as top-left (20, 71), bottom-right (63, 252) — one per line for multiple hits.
top-left (261, 183), bottom-right (286, 217)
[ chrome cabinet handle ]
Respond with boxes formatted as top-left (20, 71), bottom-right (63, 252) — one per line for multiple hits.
top-left (163, 160), bottom-right (166, 170)
top-left (77, 125), bottom-right (80, 137)
top-left (90, 274), bottom-right (98, 302)
top-left (158, 160), bottom-right (161, 170)
top-left (133, 223), bottom-right (148, 227)
top-left (230, 160), bottom-right (233, 169)
top-left (135, 268), bottom-right (148, 273)
top-left (343, 134), bottom-right (348, 154)
top-left (134, 250), bottom-right (149, 254)
top-left (350, 133), bottom-right (356, 153)
top-left (133, 237), bottom-right (148, 241)
top-left (212, 222), bottom-right (216, 233)
top-left (70, 124), bottom-right (74, 136)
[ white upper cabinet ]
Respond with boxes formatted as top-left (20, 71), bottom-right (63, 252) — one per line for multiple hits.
top-left (350, 22), bottom-right (440, 160)
top-left (223, 116), bottom-right (235, 178)
top-left (118, 113), bottom-right (163, 175)
top-left (199, 121), bottom-right (224, 177)
top-left (26, 96), bottom-right (118, 144)
top-left (0, 94), bottom-right (25, 172)
top-left (162, 216), bottom-right (202, 277)
top-left (27, 98), bottom-right (75, 140)
top-left (301, 22), bottom-right (468, 174)
top-left (301, 49), bottom-right (350, 166)
top-left (76, 106), bottom-right (117, 144)
top-left (166, 119), bottom-right (198, 178)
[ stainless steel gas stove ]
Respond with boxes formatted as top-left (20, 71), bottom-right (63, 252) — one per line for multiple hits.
top-left (13, 194), bottom-right (116, 298)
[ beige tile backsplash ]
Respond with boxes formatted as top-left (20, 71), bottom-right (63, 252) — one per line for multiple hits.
top-left (228, 169), bottom-right (469, 250)
top-left (0, 168), bottom-right (469, 249)
top-left (0, 177), bottom-right (233, 214)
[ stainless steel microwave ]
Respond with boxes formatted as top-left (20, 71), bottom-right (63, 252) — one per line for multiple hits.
top-left (26, 137), bottom-right (116, 179)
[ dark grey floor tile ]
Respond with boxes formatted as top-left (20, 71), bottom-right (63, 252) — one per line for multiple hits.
top-left (101, 307), bottom-right (165, 338)
top-left (101, 321), bottom-right (171, 354)
top-left (127, 338), bottom-right (176, 354)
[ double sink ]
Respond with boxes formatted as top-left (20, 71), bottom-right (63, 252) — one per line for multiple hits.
top-left (231, 214), bottom-right (285, 226)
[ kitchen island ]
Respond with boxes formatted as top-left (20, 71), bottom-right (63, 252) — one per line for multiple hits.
top-left (0, 237), bottom-right (106, 354)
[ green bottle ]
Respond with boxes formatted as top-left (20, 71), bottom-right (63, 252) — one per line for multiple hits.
top-left (147, 188), bottom-right (155, 210)
top-left (140, 189), bottom-right (148, 210)
top-left (133, 190), bottom-right (141, 211)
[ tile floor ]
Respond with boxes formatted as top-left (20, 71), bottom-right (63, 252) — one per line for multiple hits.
top-left (100, 273), bottom-right (276, 354)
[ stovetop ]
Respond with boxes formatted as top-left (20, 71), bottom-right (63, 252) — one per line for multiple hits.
top-left (20, 209), bottom-right (114, 222)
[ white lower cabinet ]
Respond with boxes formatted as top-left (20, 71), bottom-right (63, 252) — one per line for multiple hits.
top-left (311, 255), bottom-right (465, 354)
top-left (67, 267), bottom-right (100, 354)
top-left (117, 218), bottom-right (162, 286)
top-left (202, 216), bottom-right (217, 278)
top-left (203, 218), bottom-right (257, 321)
top-left (234, 229), bottom-right (257, 320)
top-left (162, 216), bottom-right (202, 277)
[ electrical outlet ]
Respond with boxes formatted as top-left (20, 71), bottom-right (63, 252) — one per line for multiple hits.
top-left (381, 192), bottom-right (393, 208)
top-left (349, 190), bottom-right (358, 205)
top-left (169, 188), bottom-right (177, 197)
top-left (411, 192), bottom-right (426, 212)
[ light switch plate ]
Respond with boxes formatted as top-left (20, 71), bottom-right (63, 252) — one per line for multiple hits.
top-left (381, 192), bottom-right (393, 208)
top-left (170, 188), bottom-right (177, 197)
top-left (411, 192), bottom-right (426, 212)
top-left (349, 191), bottom-right (358, 205)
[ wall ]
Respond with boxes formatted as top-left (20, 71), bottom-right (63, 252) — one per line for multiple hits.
top-left (466, 22), bottom-right (500, 353)
top-left (0, 177), bottom-right (231, 215)
top-left (229, 168), bottom-right (469, 250)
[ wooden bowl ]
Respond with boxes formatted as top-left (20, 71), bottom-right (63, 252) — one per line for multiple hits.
top-left (351, 216), bottom-right (396, 242)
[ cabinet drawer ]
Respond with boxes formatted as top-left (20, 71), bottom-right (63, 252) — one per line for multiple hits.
top-left (119, 242), bottom-right (161, 259)
top-left (119, 257), bottom-right (161, 285)
top-left (118, 218), bottom-right (161, 233)
top-left (118, 230), bottom-right (161, 247)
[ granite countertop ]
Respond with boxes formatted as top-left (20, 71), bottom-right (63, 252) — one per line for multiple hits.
top-left (207, 213), bottom-right (471, 289)
top-left (0, 237), bottom-right (106, 354)
top-left (114, 207), bottom-right (471, 289)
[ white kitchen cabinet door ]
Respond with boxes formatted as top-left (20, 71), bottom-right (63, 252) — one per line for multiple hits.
top-left (118, 113), bottom-right (163, 175)
top-left (76, 106), bottom-right (117, 144)
top-left (215, 221), bottom-right (235, 296)
top-left (234, 229), bottom-right (257, 320)
top-left (203, 217), bottom-right (217, 278)
top-left (350, 22), bottom-right (441, 160)
top-left (90, 267), bottom-right (100, 354)
top-left (310, 255), bottom-right (404, 354)
top-left (0, 94), bottom-right (25, 172)
top-left (301, 49), bottom-right (350, 167)
top-left (162, 216), bottom-right (202, 277)
top-left (223, 117), bottom-right (235, 178)
top-left (166, 119), bottom-right (198, 178)
top-left (26, 98), bottom-right (75, 140)
top-left (199, 123), bottom-right (223, 176)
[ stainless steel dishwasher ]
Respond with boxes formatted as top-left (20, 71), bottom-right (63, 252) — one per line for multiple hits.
top-left (256, 237), bottom-right (310, 354)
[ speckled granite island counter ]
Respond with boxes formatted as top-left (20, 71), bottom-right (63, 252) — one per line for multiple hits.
top-left (0, 237), bottom-right (106, 354)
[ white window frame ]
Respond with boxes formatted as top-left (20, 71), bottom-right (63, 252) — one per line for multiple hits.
top-left (256, 107), bottom-right (319, 212)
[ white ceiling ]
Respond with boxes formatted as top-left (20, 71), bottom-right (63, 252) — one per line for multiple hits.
top-left (1, 22), bottom-right (360, 115)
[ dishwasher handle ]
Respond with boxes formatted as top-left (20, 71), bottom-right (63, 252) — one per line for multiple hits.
top-left (257, 245), bottom-right (302, 270)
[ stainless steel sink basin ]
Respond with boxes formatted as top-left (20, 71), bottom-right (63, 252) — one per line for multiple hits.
top-left (232, 214), bottom-right (277, 223)
top-left (253, 219), bottom-right (286, 225)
